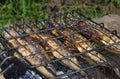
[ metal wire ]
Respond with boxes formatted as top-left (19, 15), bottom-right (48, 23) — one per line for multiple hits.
top-left (0, 9), bottom-right (120, 79)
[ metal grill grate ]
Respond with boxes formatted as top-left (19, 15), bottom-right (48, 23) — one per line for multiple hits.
top-left (0, 9), bottom-right (120, 79)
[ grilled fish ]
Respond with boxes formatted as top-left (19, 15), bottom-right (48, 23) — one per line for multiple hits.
top-left (73, 21), bottom-right (120, 54)
top-left (45, 20), bottom-right (120, 79)
top-left (45, 20), bottom-right (106, 63)
top-left (25, 26), bottom-right (80, 70)
top-left (25, 25), bottom-right (89, 79)
top-left (2, 28), bottom-right (56, 78)
top-left (51, 29), bottom-right (106, 63)
top-left (70, 21), bottom-right (120, 78)
top-left (44, 14), bottom-right (120, 78)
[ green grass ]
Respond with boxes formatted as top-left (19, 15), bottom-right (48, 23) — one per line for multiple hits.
top-left (111, 0), bottom-right (120, 7)
top-left (69, 4), bottom-right (105, 18)
top-left (0, 0), bottom-right (120, 28)
top-left (0, 0), bottom-right (48, 27)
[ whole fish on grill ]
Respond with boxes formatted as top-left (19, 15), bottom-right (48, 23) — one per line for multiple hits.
top-left (69, 20), bottom-right (120, 78)
top-left (2, 28), bottom-right (56, 78)
top-left (51, 28), bottom-right (106, 63)
top-left (25, 25), bottom-right (89, 79)
top-left (44, 20), bottom-right (106, 64)
top-left (52, 29), bottom-right (120, 78)
top-left (44, 20), bottom-right (120, 79)
top-left (72, 21), bottom-right (120, 54)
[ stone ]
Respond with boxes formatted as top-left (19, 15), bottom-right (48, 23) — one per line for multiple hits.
top-left (93, 14), bottom-right (120, 35)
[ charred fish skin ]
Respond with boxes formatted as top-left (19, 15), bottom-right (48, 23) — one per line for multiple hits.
top-left (25, 25), bottom-right (89, 79)
top-left (2, 28), bottom-right (56, 78)
top-left (70, 21), bottom-right (120, 78)
top-left (47, 20), bottom-right (106, 64)
top-left (25, 26), bottom-right (83, 70)
top-left (25, 25), bottom-right (80, 70)
top-left (45, 21), bottom-right (120, 79)
top-left (51, 28), bottom-right (106, 64)
top-left (93, 27), bottom-right (120, 54)
top-left (23, 35), bottom-right (57, 74)
top-left (72, 21), bottom-right (120, 54)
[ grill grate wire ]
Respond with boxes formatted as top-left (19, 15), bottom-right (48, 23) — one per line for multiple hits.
top-left (0, 9), bottom-right (120, 79)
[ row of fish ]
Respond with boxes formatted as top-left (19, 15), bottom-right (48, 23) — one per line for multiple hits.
top-left (1, 19), bottom-right (120, 79)
top-left (43, 19), bottom-right (120, 78)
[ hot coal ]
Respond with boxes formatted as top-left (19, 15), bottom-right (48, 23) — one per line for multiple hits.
top-left (1, 58), bottom-right (27, 79)
top-left (19, 69), bottom-right (43, 79)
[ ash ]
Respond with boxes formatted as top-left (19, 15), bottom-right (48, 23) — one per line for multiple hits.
top-left (19, 69), bottom-right (82, 79)
top-left (19, 69), bottom-right (42, 79)
top-left (18, 62), bottom-right (83, 79)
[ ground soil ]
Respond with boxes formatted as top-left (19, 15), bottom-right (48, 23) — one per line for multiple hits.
top-left (42, 0), bottom-right (120, 16)
top-left (93, 14), bottom-right (120, 35)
